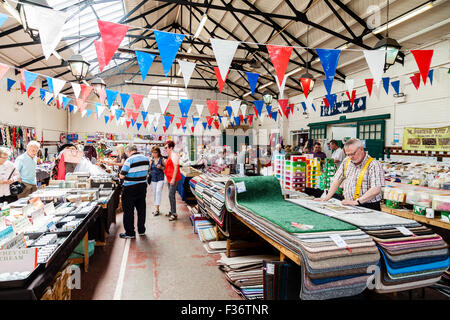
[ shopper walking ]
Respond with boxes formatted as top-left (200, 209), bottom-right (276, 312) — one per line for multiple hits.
top-left (149, 146), bottom-right (165, 216)
top-left (118, 144), bottom-right (150, 239)
top-left (15, 141), bottom-right (40, 198)
top-left (163, 141), bottom-right (181, 221)
top-left (0, 147), bottom-right (21, 204)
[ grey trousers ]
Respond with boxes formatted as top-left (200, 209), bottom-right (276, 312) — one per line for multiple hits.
top-left (168, 181), bottom-right (179, 216)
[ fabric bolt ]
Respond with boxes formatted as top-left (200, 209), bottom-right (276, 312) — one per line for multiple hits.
top-left (151, 180), bottom-right (164, 206)
top-left (333, 153), bottom-right (385, 202)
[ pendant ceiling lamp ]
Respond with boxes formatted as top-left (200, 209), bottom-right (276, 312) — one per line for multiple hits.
top-left (300, 26), bottom-right (315, 93)
top-left (68, 0), bottom-right (90, 82)
top-left (16, 0), bottom-right (50, 41)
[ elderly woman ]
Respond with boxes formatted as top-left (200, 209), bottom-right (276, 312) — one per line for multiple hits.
top-left (0, 147), bottom-right (21, 204)
top-left (101, 145), bottom-right (128, 171)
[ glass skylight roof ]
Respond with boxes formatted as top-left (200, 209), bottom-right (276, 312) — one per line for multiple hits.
top-left (47, 0), bottom-right (131, 76)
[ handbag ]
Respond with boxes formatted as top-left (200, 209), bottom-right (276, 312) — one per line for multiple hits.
top-left (147, 160), bottom-right (153, 184)
top-left (8, 168), bottom-right (26, 196)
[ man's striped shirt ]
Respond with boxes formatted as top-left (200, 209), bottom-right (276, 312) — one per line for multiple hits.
top-left (120, 153), bottom-right (150, 187)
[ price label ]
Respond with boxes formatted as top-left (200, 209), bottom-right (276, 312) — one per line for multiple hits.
top-left (11, 216), bottom-right (32, 234)
top-left (236, 181), bottom-right (246, 193)
top-left (47, 221), bottom-right (57, 232)
top-left (43, 203), bottom-right (56, 216)
top-left (330, 234), bottom-right (348, 249)
top-left (266, 263), bottom-right (274, 275)
top-left (0, 248), bottom-right (38, 273)
top-left (396, 226), bottom-right (413, 236)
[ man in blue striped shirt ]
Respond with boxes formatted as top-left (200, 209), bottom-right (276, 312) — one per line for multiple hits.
top-left (119, 144), bottom-right (150, 239)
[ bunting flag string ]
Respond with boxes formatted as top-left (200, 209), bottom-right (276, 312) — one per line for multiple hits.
top-left (382, 77), bottom-right (390, 95)
top-left (225, 106), bottom-right (233, 118)
top-left (410, 73), bottom-right (421, 90)
top-left (411, 50), bottom-right (433, 85)
top-left (7, 78), bottom-right (15, 91)
top-left (97, 20), bottom-right (130, 67)
top-left (154, 30), bottom-right (185, 76)
top-left (177, 59), bottom-right (196, 88)
top-left (266, 44), bottom-right (293, 86)
top-left (230, 100), bottom-right (241, 117)
top-left (120, 93), bottom-right (130, 108)
top-left (135, 50), bottom-right (156, 81)
top-left (94, 40), bottom-right (106, 72)
top-left (214, 67), bottom-right (229, 93)
top-left (159, 97), bottom-right (170, 114)
top-left (195, 104), bottom-right (204, 116)
top-left (206, 100), bottom-right (219, 116)
top-left (131, 94), bottom-right (144, 110)
top-left (245, 72), bottom-right (259, 96)
top-left (391, 80), bottom-right (400, 95)
top-left (253, 100), bottom-right (264, 118)
top-left (178, 99), bottom-right (193, 117)
top-left (316, 48), bottom-right (340, 81)
top-left (365, 79), bottom-right (374, 97)
top-left (106, 89), bottom-right (118, 108)
top-left (210, 38), bottom-right (239, 82)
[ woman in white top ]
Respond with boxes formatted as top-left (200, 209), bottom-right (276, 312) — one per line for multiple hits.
top-left (0, 147), bottom-right (21, 203)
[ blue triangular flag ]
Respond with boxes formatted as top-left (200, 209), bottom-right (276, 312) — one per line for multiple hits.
top-left (192, 117), bottom-right (199, 127)
top-left (234, 116), bottom-right (241, 127)
top-left (311, 103), bottom-right (316, 112)
top-left (135, 50), bottom-right (156, 81)
top-left (131, 119), bottom-right (136, 127)
top-left (245, 72), bottom-right (259, 95)
top-left (153, 30), bottom-right (186, 76)
top-left (141, 111), bottom-right (148, 121)
top-left (244, 118), bottom-right (248, 124)
top-left (315, 49), bottom-right (341, 81)
top-left (153, 127), bottom-right (157, 132)
top-left (391, 80), bottom-right (400, 95)
top-left (136, 123), bottom-right (142, 131)
top-left (202, 122), bottom-right (207, 130)
top-left (253, 100), bottom-right (264, 117)
top-left (120, 93), bottom-right (130, 108)
top-left (46, 77), bottom-right (54, 93)
top-left (40, 88), bottom-right (47, 100)
top-left (106, 89), bottom-right (119, 108)
top-left (382, 77), bottom-right (390, 95)
top-left (178, 99), bottom-right (193, 117)
top-left (225, 106), bottom-right (233, 118)
top-left (7, 78), bottom-right (16, 91)
top-left (271, 111), bottom-right (278, 121)
top-left (428, 69), bottom-right (434, 85)
top-left (182, 127), bottom-right (187, 133)
top-left (323, 78), bottom-right (334, 96)
top-left (218, 115), bottom-right (223, 124)
top-left (69, 105), bottom-right (74, 113)
top-left (164, 115), bottom-right (172, 129)
top-left (86, 109), bottom-right (93, 118)
top-left (266, 105), bottom-right (272, 115)
top-left (0, 13), bottom-right (8, 27)
top-left (62, 96), bottom-right (71, 109)
top-left (326, 94), bottom-right (337, 108)
top-left (23, 70), bottom-right (38, 91)
top-left (301, 102), bottom-right (307, 112)
top-left (115, 109), bottom-right (123, 120)
top-left (104, 115), bottom-right (109, 124)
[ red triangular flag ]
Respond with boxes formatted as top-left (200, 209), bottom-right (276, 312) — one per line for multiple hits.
top-left (109, 115), bottom-right (114, 122)
top-left (98, 89), bottom-right (106, 105)
top-left (365, 79), bottom-right (373, 97)
top-left (214, 121), bottom-right (220, 130)
top-left (131, 94), bottom-right (144, 111)
top-left (131, 111), bottom-right (139, 121)
top-left (27, 86), bottom-right (36, 98)
top-left (411, 50), bottom-right (433, 85)
top-left (97, 20), bottom-right (130, 67)
top-left (176, 123), bottom-right (181, 130)
top-left (346, 90), bottom-right (356, 106)
top-left (206, 116), bottom-right (214, 127)
top-left (278, 99), bottom-right (289, 118)
top-left (126, 109), bottom-right (133, 119)
top-left (410, 73), bottom-right (421, 90)
top-left (266, 44), bottom-right (293, 86)
top-left (213, 67), bottom-right (229, 93)
top-left (56, 99), bottom-right (60, 109)
top-left (126, 120), bottom-right (131, 128)
top-left (289, 103), bottom-right (294, 114)
top-left (80, 84), bottom-right (93, 102)
top-left (76, 98), bottom-right (87, 112)
top-left (247, 115), bottom-right (254, 126)
top-left (206, 100), bottom-right (219, 116)
top-left (20, 82), bottom-right (26, 94)
top-left (163, 126), bottom-right (167, 133)
top-left (143, 120), bottom-right (148, 128)
top-left (94, 40), bottom-right (106, 73)
top-left (300, 78), bottom-right (311, 99)
top-left (170, 114), bottom-right (175, 124)
top-left (253, 106), bottom-right (259, 119)
top-left (323, 97), bottom-right (330, 107)
top-left (191, 126), bottom-right (195, 133)
top-left (0, 64), bottom-right (9, 80)
top-left (180, 117), bottom-right (187, 127)
top-left (239, 115), bottom-right (244, 123)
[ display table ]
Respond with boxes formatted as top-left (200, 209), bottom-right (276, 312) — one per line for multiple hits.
top-left (177, 167), bottom-right (202, 203)
top-left (381, 204), bottom-right (450, 230)
top-left (0, 205), bottom-right (102, 300)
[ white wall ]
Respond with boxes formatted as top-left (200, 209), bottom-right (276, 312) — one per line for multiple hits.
top-left (257, 39), bottom-right (450, 149)
top-left (0, 69), bottom-right (68, 150)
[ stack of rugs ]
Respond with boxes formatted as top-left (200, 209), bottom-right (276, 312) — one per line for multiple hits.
top-left (190, 174), bottom-right (235, 236)
top-left (431, 268), bottom-right (450, 297)
top-left (203, 240), bottom-right (248, 255)
top-left (288, 198), bottom-right (450, 295)
top-left (263, 260), bottom-right (302, 300)
top-left (225, 176), bottom-right (380, 300)
top-left (217, 253), bottom-right (278, 300)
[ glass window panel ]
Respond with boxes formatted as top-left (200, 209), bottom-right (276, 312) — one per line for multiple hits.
top-left (376, 124), bottom-right (381, 131)
top-left (375, 132), bottom-right (381, 139)
top-left (365, 125), bottom-right (369, 131)
top-left (370, 132), bottom-right (375, 139)
top-left (370, 124), bottom-right (376, 132)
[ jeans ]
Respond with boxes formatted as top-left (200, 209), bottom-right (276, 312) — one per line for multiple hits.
top-left (122, 183), bottom-right (147, 236)
top-left (151, 180), bottom-right (164, 206)
top-left (168, 181), bottom-right (179, 216)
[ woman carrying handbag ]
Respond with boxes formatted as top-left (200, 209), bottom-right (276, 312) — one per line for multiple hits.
top-left (148, 146), bottom-right (165, 216)
top-left (0, 147), bottom-right (21, 204)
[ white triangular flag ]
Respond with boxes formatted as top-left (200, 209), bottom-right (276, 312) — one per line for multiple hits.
top-left (363, 50), bottom-right (385, 88)
top-left (96, 104), bottom-right (105, 119)
top-left (230, 100), bottom-right (241, 117)
top-left (72, 105), bottom-right (78, 114)
top-left (345, 79), bottom-right (354, 94)
top-left (374, 82), bottom-right (382, 99)
top-left (142, 97), bottom-right (150, 111)
top-left (240, 104), bottom-right (247, 118)
top-left (154, 113), bottom-right (161, 127)
top-left (81, 109), bottom-right (87, 118)
top-left (51, 78), bottom-right (66, 98)
top-left (210, 38), bottom-right (239, 81)
top-left (196, 104), bottom-right (204, 116)
top-left (119, 117), bottom-right (125, 125)
top-left (148, 114), bottom-right (155, 127)
top-left (158, 97), bottom-right (170, 114)
top-left (177, 59), bottom-right (196, 88)
top-left (305, 96), bottom-right (314, 112)
top-left (222, 117), bottom-right (228, 128)
top-left (29, 7), bottom-right (68, 60)
top-left (259, 113), bottom-right (265, 124)
top-left (71, 82), bottom-right (81, 98)
top-left (275, 75), bottom-right (287, 98)
top-left (44, 91), bottom-right (53, 104)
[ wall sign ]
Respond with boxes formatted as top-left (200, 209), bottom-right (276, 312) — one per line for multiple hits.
top-left (402, 126), bottom-right (450, 152)
top-left (321, 96), bottom-right (367, 117)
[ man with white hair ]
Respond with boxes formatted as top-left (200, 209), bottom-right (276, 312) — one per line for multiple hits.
top-left (15, 141), bottom-right (40, 198)
top-left (316, 138), bottom-right (385, 211)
